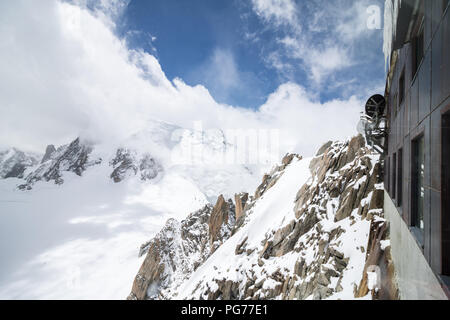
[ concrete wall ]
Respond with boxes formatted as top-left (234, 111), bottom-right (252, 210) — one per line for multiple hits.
top-left (384, 191), bottom-right (448, 300)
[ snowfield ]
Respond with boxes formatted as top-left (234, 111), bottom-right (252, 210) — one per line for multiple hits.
top-left (0, 165), bottom-right (205, 299)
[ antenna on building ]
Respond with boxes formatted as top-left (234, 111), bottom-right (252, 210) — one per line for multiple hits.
top-left (357, 94), bottom-right (387, 154)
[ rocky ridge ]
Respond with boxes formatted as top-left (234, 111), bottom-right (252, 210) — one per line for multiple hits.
top-left (0, 138), bottom-right (164, 190)
top-left (129, 135), bottom-right (398, 300)
top-left (18, 138), bottom-right (102, 190)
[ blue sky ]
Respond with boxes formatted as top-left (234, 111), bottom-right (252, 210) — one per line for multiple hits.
top-left (115, 0), bottom-right (386, 108)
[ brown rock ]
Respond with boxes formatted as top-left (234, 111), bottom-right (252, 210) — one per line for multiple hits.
top-left (273, 220), bottom-right (295, 247)
top-left (335, 187), bottom-right (358, 222)
top-left (282, 154), bottom-right (295, 166)
top-left (336, 135), bottom-right (366, 170)
top-left (234, 193), bottom-right (249, 222)
top-left (235, 237), bottom-right (248, 255)
top-left (316, 141), bottom-right (333, 157)
top-left (255, 174), bottom-right (271, 199)
top-left (209, 195), bottom-right (233, 251)
top-left (369, 189), bottom-right (384, 211)
top-left (294, 259), bottom-right (306, 277)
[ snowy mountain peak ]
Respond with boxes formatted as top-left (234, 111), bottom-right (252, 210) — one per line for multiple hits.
top-left (41, 145), bottom-right (56, 164)
top-left (0, 148), bottom-right (40, 179)
top-left (18, 138), bottom-right (102, 190)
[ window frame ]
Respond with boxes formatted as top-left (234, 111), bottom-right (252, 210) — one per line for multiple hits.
top-left (411, 133), bottom-right (425, 247)
top-left (441, 111), bottom-right (450, 277)
top-left (411, 15), bottom-right (425, 83)
top-left (397, 148), bottom-right (403, 207)
top-left (392, 152), bottom-right (397, 200)
top-left (386, 156), bottom-right (391, 195)
top-left (399, 68), bottom-right (405, 107)
top-left (393, 92), bottom-right (398, 119)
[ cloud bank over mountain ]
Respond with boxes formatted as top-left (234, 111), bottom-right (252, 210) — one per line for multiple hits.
top-left (1, 0), bottom-right (366, 158)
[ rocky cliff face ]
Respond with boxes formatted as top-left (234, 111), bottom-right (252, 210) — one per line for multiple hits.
top-left (209, 195), bottom-right (236, 253)
top-left (41, 145), bottom-right (56, 164)
top-left (129, 135), bottom-right (398, 300)
top-left (128, 197), bottom-right (236, 300)
top-left (234, 193), bottom-right (249, 224)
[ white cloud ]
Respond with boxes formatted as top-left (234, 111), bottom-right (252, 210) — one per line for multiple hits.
top-left (0, 0), bottom-right (363, 158)
top-left (70, 0), bottom-right (129, 25)
top-left (251, 0), bottom-right (299, 30)
top-left (278, 36), bottom-right (352, 84)
top-left (257, 83), bottom-right (362, 155)
top-left (308, 46), bottom-right (353, 83)
top-left (198, 48), bottom-right (242, 101)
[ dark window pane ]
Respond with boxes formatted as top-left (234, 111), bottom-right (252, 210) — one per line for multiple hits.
top-left (442, 113), bottom-right (450, 276)
top-left (412, 22), bottom-right (424, 79)
top-left (393, 93), bottom-right (398, 118)
top-left (387, 156), bottom-right (390, 195)
top-left (399, 70), bottom-right (405, 106)
top-left (398, 148), bottom-right (403, 207)
top-left (393, 153), bottom-right (397, 199)
top-left (412, 135), bottom-right (425, 231)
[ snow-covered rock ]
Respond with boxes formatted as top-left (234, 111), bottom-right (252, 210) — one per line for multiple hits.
top-left (18, 138), bottom-right (102, 190)
top-left (0, 148), bottom-right (40, 179)
top-left (129, 135), bottom-right (397, 300)
top-left (109, 148), bottom-right (163, 183)
top-left (128, 198), bottom-right (236, 300)
top-left (41, 145), bottom-right (56, 164)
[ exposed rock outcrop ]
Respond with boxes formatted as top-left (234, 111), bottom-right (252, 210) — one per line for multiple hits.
top-left (209, 195), bottom-right (236, 253)
top-left (128, 196), bottom-right (236, 300)
top-left (41, 145), bottom-right (56, 164)
top-left (109, 148), bottom-right (162, 183)
top-left (129, 205), bottom-right (212, 300)
top-left (234, 193), bottom-right (249, 223)
top-left (356, 218), bottom-right (398, 300)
